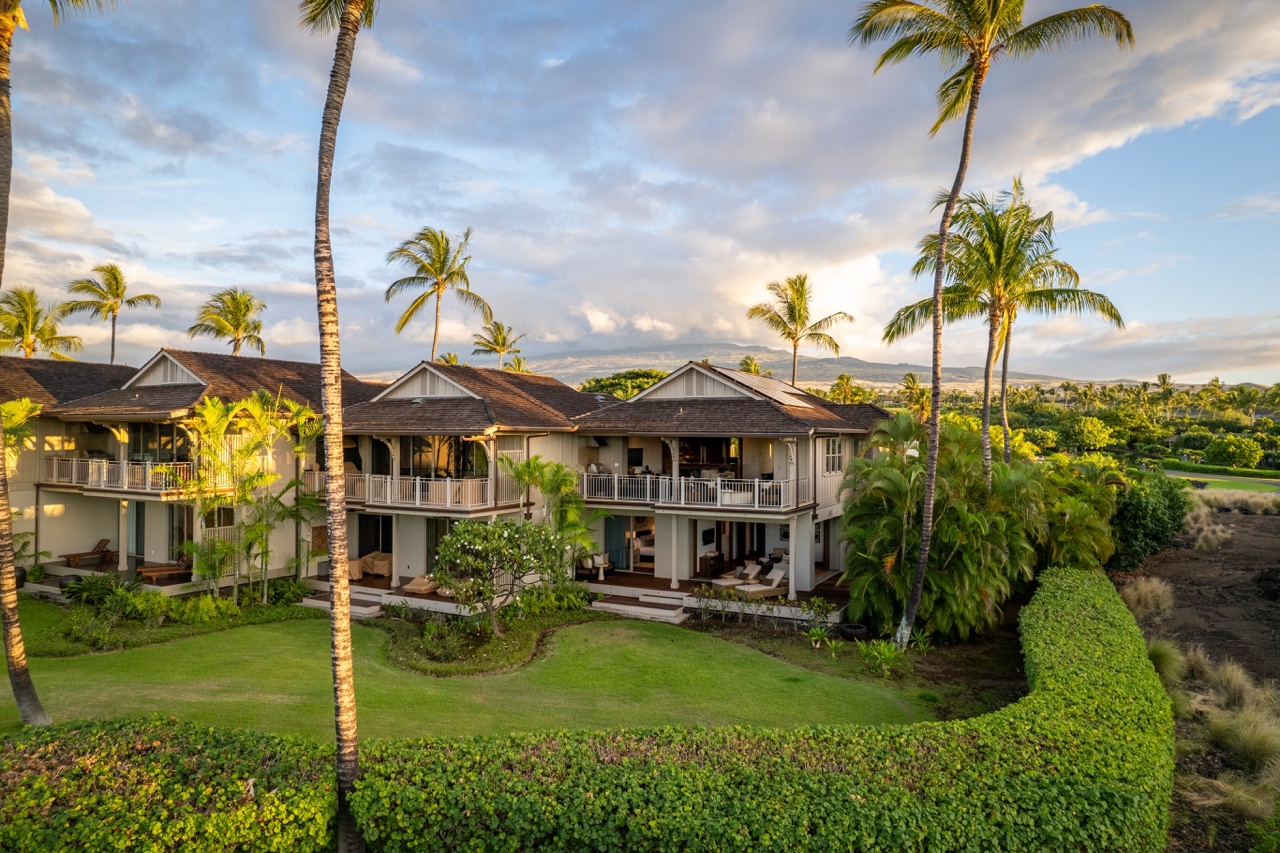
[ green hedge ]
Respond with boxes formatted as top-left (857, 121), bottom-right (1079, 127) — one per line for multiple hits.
top-left (351, 568), bottom-right (1173, 851)
top-left (1159, 458), bottom-right (1279, 480)
top-left (0, 718), bottom-right (335, 852)
top-left (0, 570), bottom-right (1173, 852)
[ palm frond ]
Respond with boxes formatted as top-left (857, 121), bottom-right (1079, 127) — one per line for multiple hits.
top-left (298, 0), bottom-right (377, 34)
top-left (998, 6), bottom-right (1134, 58)
top-left (930, 63), bottom-right (974, 135)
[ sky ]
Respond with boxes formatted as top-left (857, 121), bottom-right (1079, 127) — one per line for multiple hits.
top-left (7, 0), bottom-right (1280, 384)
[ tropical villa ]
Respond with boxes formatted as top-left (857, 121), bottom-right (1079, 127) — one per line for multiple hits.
top-left (3, 352), bottom-right (887, 622)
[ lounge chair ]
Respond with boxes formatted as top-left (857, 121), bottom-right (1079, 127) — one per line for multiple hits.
top-left (351, 551), bottom-right (392, 581)
top-left (60, 539), bottom-right (116, 568)
top-left (137, 554), bottom-right (192, 584)
top-left (738, 566), bottom-right (788, 598)
top-left (707, 562), bottom-right (761, 588)
top-left (399, 575), bottom-right (440, 595)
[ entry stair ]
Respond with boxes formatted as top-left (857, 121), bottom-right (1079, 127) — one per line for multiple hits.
top-left (590, 589), bottom-right (690, 625)
top-left (299, 590), bottom-right (383, 620)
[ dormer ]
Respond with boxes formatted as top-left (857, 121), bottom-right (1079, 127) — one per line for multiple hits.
top-left (632, 363), bottom-right (759, 401)
top-left (373, 363), bottom-right (479, 401)
top-left (124, 351), bottom-right (202, 388)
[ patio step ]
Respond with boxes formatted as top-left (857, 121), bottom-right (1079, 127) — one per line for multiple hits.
top-left (591, 595), bottom-right (689, 625)
top-left (638, 590), bottom-right (687, 606)
top-left (299, 593), bottom-right (383, 620)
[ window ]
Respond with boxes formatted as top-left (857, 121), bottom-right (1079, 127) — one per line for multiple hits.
top-left (823, 437), bottom-right (843, 475)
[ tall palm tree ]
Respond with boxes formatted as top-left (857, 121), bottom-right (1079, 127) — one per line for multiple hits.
top-left (385, 226), bottom-right (491, 361)
top-left (436, 352), bottom-right (462, 365)
top-left (1, 0), bottom-right (124, 731)
top-left (187, 288), bottom-right (267, 356)
top-left (829, 373), bottom-right (863, 404)
top-left (851, 0), bottom-right (1133, 648)
top-left (884, 181), bottom-right (1121, 478)
top-left (472, 320), bottom-right (524, 367)
top-left (899, 372), bottom-right (931, 422)
top-left (64, 263), bottom-right (160, 363)
top-left (502, 355), bottom-right (533, 374)
top-left (300, 0), bottom-right (378, 850)
top-left (738, 355), bottom-right (772, 377)
top-left (0, 288), bottom-right (81, 358)
top-left (746, 273), bottom-right (853, 387)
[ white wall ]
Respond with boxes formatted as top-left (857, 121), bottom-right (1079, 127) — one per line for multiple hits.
top-left (35, 492), bottom-right (120, 563)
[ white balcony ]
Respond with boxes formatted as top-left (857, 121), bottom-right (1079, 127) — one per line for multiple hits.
top-left (42, 456), bottom-right (196, 495)
top-left (303, 470), bottom-right (502, 511)
top-left (580, 473), bottom-right (812, 511)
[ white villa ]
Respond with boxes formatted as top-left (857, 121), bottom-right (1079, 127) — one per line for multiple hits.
top-left (3, 352), bottom-right (887, 621)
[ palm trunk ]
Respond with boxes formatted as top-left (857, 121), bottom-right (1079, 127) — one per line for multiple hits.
top-left (0, 19), bottom-right (49, 727)
top-left (1001, 323), bottom-right (1013, 463)
top-left (232, 338), bottom-right (241, 357)
top-left (110, 312), bottom-right (118, 364)
top-left (791, 342), bottom-right (799, 387)
top-left (431, 289), bottom-right (442, 361)
top-left (312, 3), bottom-right (365, 850)
top-left (979, 307), bottom-right (998, 483)
top-left (893, 65), bottom-right (986, 650)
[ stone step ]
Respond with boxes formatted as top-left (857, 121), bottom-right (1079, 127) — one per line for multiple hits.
top-left (638, 590), bottom-right (687, 606)
top-left (591, 595), bottom-right (689, 625)
top-left (299, 593), bottom-right (383, 620)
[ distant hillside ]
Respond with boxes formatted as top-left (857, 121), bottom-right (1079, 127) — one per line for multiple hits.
top-left (525, 342), bottom-right (1065, 388)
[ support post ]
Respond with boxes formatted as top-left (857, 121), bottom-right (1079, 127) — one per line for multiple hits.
top-left (118, 500), bottom-right (129, 576)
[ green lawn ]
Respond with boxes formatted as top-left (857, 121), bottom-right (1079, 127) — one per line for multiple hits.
top-left (1168, 472), bottom-right (1280, 492)
top-left (1, 600), bottom-right (926, 739)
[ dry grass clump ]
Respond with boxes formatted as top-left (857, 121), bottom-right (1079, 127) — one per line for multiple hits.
top-left (1169, 688), bottom-right (1193, 720)
top-left (1184, 504), bottom-right (1232, 550)
top-left (1193, 490), bottom-right (1280, 515)
top-left (1185, 644), bottom-right (1214, 681)
top-left (1184, 774), bottom-right (1277, 821)
top-left (1212, 660), bottom-right (1256, 709)
top-left (1122, 577), bottom-right (1174, 623)
top-left (1207, 706), bottom-right (1280, 772)
top-left (1147, 637), bottom-right (1187, 686)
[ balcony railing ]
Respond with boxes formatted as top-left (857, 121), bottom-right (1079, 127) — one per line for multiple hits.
top-left (580, 473), bottom-right (813, 511)
top-left (303, 470), bottom-right (498, 511)
top-left (43, 457), bottom-right (195, 494)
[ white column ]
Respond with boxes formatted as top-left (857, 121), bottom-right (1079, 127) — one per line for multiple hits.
top-left (118, 500), bottom-right (129, 575)
top-left (787, 517), bottom-right (797, 600)
top-left (790, 513), bottom-right (814, 600)
top-left (391, 513), bottom-right (401, 588)
top-left (669, 516), bottom-right (680, 590)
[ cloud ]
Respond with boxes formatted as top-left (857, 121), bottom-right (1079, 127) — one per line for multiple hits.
top-left (1218, 191), bottom-right (1280, 220)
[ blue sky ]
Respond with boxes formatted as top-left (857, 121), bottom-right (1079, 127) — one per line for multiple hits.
top-left (8, 0), bottom-right (1279, 383)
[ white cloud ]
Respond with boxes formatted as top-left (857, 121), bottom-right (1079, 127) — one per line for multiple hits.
top-left (632, 314), bottom-right (676, 336)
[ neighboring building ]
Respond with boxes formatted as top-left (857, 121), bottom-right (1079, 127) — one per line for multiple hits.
top-left (570, 362), bottom-right (888, 600)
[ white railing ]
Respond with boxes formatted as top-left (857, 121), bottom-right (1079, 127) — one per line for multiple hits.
top-left (303, 470), bottom-right (494, 510)
top-left (580, 473), bottom-right (814, 511)
top-left (43, 457), bottom-right (195, 494)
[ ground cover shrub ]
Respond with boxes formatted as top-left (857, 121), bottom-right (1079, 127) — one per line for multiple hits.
top-left (265, 578), bottom-right (312, 606)
top-left (64, 573), bottom-right (141, 606)
top-left (1108, 470), bottom-right (1191, 570)
top-left (351, 568), bottom-right (1173, 851)
top-left (1121, 577), bottom-right (1174, 623)
top-left (0, 717), bottom-right (335, 852)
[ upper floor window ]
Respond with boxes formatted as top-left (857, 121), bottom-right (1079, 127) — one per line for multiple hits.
top-left (823, 437), bottom-right (843, 475)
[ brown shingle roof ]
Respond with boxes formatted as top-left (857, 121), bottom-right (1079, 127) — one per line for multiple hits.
top-left (817, 403), bottom-right (894, 431)
top-left (0, 356), bottom-right (136, 408)
top-left (573, 398), bottom-right (859, 436)
top-left (52, 349), bottom-right (380, 419)
top-left (343, 364), bottom-right (610, 434)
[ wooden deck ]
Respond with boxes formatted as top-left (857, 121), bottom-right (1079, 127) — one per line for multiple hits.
top-left (587, 571), bottom-right (849, 606)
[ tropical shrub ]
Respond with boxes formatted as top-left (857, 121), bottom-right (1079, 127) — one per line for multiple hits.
top-left (0, 571), bottom-right (1173, 851)
top-left (64, 573), bottom-right (141, 606)
top-left (266, 578), bottom-right (312, 606)
top-left (171, 595), bottom-right (239, 624)
top-left (1108, 470), bottom-right (1191, 570)
top-left (1204, 435), bottom-right (1264, 469)
top-left (1174, 425), bottom-right (1213, 452)
top-left (1066, 416), bottom-right (1113, 451)
top-left (1024, 427), bottom-right (1058, 452)
top-left (128, 589), bottom-right (173, 627)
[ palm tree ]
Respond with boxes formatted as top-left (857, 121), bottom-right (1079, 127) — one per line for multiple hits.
top-left (472, 320), bottom-right (524, 367)
top-left (436, 352), bottom-right (462, 365)
top-left (829, 373), bottom-right (858, 404)
top-left (746, 274), bottom-right (854, 386)
top-left (187, 288), bottom-right (267, 356)
top-left (385, 226), bottom-right (491, 361)
top-left (899, 372), bottom-right (931, 422)
top-left (64, 263), bottom-right (160, 363)
top-left (738, 355), bottom-right (772, 377)
top-left (502, 355), bottom-right (533, 374)
top-left (0, 288), bottom-right (81, 359)
top-left (1, 0), bottom-right (124, 732)
top-left (300, 0), bottom-right (378, 849)
top-left (851, 0), bottom-right (1132, 649)
top-left (884, 181), bottom-right (1121, 478)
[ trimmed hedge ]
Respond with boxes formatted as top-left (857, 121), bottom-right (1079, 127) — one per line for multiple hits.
top-left (0, 570), bottom-right (1173, 851)
top-left (1159, 458), bottom-right (1280, 480)
top-left (352, 568), bottom-right (1173, 851)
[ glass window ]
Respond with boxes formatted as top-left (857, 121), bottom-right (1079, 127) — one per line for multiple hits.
top-left (823, 437), bottom-right (843, 475)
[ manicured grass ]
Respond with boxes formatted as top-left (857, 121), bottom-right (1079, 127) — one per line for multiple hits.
top-left (1168, 472), bottom-right (1280, 492)
top-left (1, 607), bottom-right (927, 739)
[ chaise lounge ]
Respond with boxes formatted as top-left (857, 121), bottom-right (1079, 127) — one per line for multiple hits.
top-left (137, 554), bottom-right (192, 584)
top-left (60, 539), bottom-right (116, 569)
top-left (706, 562), bottom-right (762, 588)
top-left (737, 566), bottom-right (788, 598)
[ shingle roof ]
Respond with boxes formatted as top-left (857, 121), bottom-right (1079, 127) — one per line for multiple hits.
top-left (816, 403), bottom-right (894, 432)
top-left (0, 356), bottom-right (136, 408)
top-left (52, 349), bottom-right (380, 419)
top-left (344, 364), bottom-right (612, 434)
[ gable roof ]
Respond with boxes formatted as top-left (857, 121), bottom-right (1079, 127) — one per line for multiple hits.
top-left (0, 356), bottom-right (137, 409)
top-left (573, 362), bottom-right (875, 436)
top-left (52, 348), bottom-right (379, 420)
top-left (814, 402), bottom-right (895, 432)
top-left (344, 364), bottom-right (614, 434)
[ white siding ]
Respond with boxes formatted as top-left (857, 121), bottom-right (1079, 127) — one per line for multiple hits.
top-left (383, 366), bottom-right (472, 400)
top-left (131, 356), bottom-right (200, 387)
top-left (644, 367), bottom-right (750, 400)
